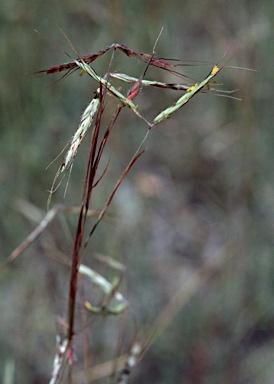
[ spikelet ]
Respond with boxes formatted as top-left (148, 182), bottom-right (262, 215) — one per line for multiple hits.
top-left (60, 93), bottom-right (99, 173)
top-left (47, 93), bottom-right (100, 208)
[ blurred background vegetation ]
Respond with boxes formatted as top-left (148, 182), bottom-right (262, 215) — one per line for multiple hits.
top-left (1, 0), bottom-right (273, 383)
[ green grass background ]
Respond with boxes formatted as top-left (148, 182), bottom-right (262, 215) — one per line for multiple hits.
top-left (1, 0), bottom-right (273, 383)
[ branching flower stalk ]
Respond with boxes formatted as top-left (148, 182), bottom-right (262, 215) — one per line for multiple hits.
top-left (53, 53), bottom-right (224, 380)
top-left (66, 80), bottom-right (146, 361)
top-left (1, 32), bottom-right (251, 383)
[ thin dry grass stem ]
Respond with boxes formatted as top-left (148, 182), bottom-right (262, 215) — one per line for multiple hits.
top-left (83, 149), bottom-right (146, 250)
top-left (0, 204), bottom-right (63, 272)
top-left (109, 310), bottom-right (131, 383)
top-left (0, 201), bottom-right (100, 273)
top-left (141, 246), bottom-right (236, 359)
top-left (79, 281), bottom-right (91, 382)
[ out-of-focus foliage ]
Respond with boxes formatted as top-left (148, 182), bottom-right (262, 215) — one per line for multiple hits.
top-left (1, 0), bottom-right (273, 383)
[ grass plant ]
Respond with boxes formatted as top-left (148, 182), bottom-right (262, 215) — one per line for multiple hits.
top-left (1, 30), bottom-right (253, 384)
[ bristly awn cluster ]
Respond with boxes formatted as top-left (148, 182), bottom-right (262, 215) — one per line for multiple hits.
top-left (37, 29), bottom-right (245, 208)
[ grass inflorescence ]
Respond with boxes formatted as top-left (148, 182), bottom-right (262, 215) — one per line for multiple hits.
top-left (2, 30), bottom-right (252, 383)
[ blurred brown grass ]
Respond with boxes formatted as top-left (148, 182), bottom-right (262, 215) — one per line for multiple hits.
top-left (1, 1), bottom-right (273, 383)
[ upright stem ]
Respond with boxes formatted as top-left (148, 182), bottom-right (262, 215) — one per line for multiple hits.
top-left (67, 207), bottom-right (84, 343)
